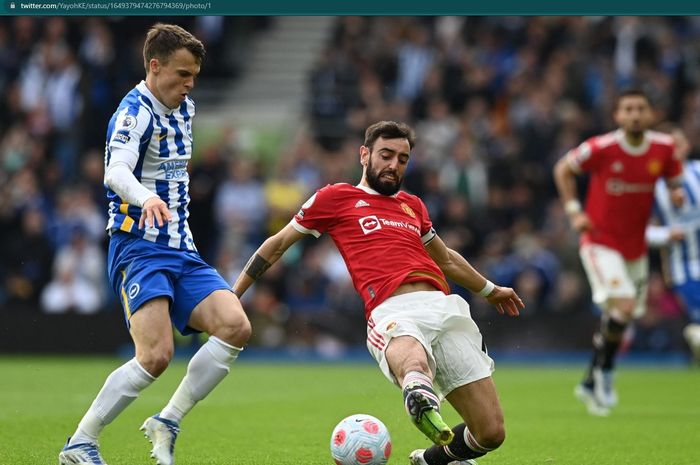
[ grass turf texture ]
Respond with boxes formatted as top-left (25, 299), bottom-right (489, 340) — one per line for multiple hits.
top-left (0, 356), bottom-right (697, 465)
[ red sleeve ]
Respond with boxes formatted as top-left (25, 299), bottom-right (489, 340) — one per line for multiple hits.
top-left (664, 144), bottom-right (683, 180)
top-left (567, 136), bottom-right (602, 173)
top-left (292, 184), bottom-right (336, 237)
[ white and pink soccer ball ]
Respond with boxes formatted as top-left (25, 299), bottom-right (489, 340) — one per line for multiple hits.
top-left (330, 414), bottom-right (392, 465)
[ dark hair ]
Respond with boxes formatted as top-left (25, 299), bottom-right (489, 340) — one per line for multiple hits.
top-left (363, 121), bottom-right (416, 151)
top-left (143, 23), bottom-right (205, 73)
top-left (615, 88), bottom-right (651, 109)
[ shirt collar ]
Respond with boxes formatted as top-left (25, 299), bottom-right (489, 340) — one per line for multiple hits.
top-left (355, 183), bottom-right (399, 197)
top-left (615, 129), bottom-right (650, 156)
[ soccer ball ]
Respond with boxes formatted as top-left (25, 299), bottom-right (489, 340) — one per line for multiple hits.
top-left (330, 414), bottom-right (392, 465)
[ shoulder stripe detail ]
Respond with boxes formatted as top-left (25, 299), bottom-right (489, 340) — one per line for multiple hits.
top-left (647, 130), bottom-right (674, 146)
top-left (595, 131), bottom-right (619, 149)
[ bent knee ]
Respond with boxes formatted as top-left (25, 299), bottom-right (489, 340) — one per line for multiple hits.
top-left (137, 346), bottom-right (173, 377)
top-left (475, 422), bottom-right (506, 450)
top-left (215, 310), bottom-right (252, 347)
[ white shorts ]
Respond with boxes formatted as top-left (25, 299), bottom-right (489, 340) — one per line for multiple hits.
top-left (366, 291), bottom-right (494, 398)
top-left (579, 243), bottom-right (649, 318)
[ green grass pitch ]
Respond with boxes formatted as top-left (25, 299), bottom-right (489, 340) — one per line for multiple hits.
top-left (0, 356), bottom-right (698, 465)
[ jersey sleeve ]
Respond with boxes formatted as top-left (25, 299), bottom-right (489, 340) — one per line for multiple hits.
top-left (107, 105), bottom-right (152, 158)
top-left (290, 184), bottom-right (336, 238)
top-left (664, 143), bottom-right (684, 183)
top-left (417, 197), bottom-right (437, 245)
top-left (566, 136), bottom-right (601, 173)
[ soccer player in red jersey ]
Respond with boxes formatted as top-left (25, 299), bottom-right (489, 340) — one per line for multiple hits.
top-left (234, 121), bottom-right (524, 465)
top-left (554, 89), bottom-right (684, 416)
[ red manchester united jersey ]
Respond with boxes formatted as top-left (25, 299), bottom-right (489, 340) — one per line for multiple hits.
top-left (291, 183), bottom-right (449, 319)
top-left (567, 129), bottom-right (683, 259)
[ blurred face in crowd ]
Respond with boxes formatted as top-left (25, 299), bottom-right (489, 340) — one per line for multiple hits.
top-left (614, 94), bottom-right (653, 137)
top-left (361, 137), bottom-right (410, 196)
top-left (146, 48), bottom-right (200, 109)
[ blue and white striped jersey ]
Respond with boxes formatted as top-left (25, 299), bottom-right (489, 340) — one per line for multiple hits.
top-left (653, 160), bottom-right (700, 285)
top-left (104, 81), bottom-right (196, 251)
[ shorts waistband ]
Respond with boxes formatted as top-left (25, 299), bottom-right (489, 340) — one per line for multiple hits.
top-left (380, 290), bottom-right (446, 306)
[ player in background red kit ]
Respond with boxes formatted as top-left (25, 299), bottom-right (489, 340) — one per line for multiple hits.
top-left (553, 89), bottom-right (684, 416)
top-left (234, 121), bottom-right (523, 465)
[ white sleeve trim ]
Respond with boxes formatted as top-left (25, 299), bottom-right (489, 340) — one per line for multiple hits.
top-left (290, 218), bottom-right (321, 238)
top-left (564, 148), bottom-right (585, 174)
top-left (422, 227), bottom-right (437, 245)
top-left (646, 225), bottom-right (671, 247)
top-left (104, 160), bottom-right (157, 208)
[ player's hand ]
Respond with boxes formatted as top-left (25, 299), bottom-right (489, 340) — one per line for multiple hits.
top-left (670, 186), bottom-right (685, 208)
top-left (669, 226), bottom-right (686, 242)
top-left (140, 196), bottom-right (172, 229)
top-left (485, 285), bottom-right (524, 317)
top-left (570, 212), bottom-right (592, 233)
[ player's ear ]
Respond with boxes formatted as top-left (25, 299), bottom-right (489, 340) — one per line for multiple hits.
top-left (149, 58), bottom-right (160, 75)
top-left (360, 145), bottom-right (370, 166)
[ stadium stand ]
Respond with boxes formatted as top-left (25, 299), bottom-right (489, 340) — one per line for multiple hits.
top-left (1, 16), bottom-right (698, 357)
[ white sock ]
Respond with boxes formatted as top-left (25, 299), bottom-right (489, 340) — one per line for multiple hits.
top-left (69, 358), bottom-right (155, 445)
top-left (159, 336), bottom-right (241, 423)
top-left (401, 371), bottom-right (433, 390)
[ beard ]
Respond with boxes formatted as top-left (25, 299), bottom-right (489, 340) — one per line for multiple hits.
top-left (366, 158), bottom-right (403, 196)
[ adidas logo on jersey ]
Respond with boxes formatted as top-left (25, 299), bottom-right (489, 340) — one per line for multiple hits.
top-left (355, 200), bottom-right (370, 208)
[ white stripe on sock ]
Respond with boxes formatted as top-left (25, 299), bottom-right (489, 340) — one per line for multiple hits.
top-left (402, 371), bottom-right (433, 389)
top-left (466, 430), bottom-right (494, 454)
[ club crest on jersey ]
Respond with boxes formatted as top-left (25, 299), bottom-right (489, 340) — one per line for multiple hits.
top-left (185, 122), bottom-right (193, 140)
top-left (611, 161), bottom-right (624, 173)
top-left (647, 159), bottom-right (662, 176)
top-left (359, 215), bottom-right (382, 234)
top-left (400, 202), bottom-right (416, 218)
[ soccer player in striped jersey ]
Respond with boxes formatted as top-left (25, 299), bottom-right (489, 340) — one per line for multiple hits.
top-left (59, 24), bottom-right (251, 465)
top-left (554, 89), bottom-right (684, 416)
top-left (234, 121), bottom-right (524, 465)
top-left (646, 126), bottom-right (700, 365)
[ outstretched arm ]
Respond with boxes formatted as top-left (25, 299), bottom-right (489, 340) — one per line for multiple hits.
top-left (425, 234), bottom-right (523, 317)
top-left (233, 222), bottom-right (306, 297)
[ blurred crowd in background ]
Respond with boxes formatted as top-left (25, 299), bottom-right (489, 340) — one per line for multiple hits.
top-left (1, 16), bottom-right (698, 355)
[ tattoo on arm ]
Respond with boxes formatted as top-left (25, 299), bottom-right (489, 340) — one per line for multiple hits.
top-left (244, 253), bottom-right (272, 280)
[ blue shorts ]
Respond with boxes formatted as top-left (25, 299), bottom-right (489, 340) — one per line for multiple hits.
top-left (675, 280), bottom-right (700, 324)
top-left (108, 232), bottom-right (232, 335)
